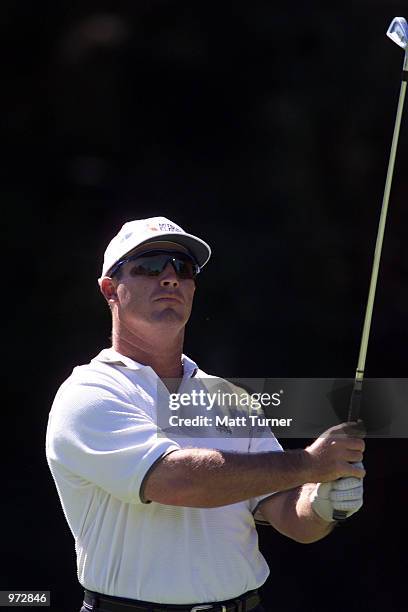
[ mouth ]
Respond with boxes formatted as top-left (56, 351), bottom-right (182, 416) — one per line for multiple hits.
top-left (153, 295), bottom-right (184, 304)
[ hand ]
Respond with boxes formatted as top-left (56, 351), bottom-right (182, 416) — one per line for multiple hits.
top-left (304, 421), bottom-right (366, 483)
top-left (310, 462), bottom-right (365, 523)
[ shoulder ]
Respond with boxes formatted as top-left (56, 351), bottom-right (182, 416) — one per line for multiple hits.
top-left (50, 353), bottom-right (145, 421)
top-left (55, 358), bottom-right (130, 396)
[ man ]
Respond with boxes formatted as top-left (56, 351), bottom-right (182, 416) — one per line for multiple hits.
top-left (46, 216), bottom-right (365, 612)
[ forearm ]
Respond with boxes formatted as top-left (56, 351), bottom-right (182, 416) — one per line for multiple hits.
top-left (272, 484), bottom-right (335, 544)
top-left (144, 447), bottom-right (311, 507)
top-left (144, 423), bottom-right (365, 508)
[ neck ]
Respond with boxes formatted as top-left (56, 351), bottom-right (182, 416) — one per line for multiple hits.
top-left (112, 324), bottom-right (185, 380)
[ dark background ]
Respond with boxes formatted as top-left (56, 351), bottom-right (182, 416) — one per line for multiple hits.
top-left (3, 1), bottom-right (408, 611)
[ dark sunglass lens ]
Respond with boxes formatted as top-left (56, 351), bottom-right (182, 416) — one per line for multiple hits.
top-left (142, 263), bottom-right (162, 275)
top-left (130, 255), bottom-right (166, 276)
top-left (129, 252), bottom-right (197, 278)
top-left (173, 259), bottom-right (195, 278)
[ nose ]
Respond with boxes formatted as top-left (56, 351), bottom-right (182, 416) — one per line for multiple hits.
top-left (159, 262), bottom-right (180, 288)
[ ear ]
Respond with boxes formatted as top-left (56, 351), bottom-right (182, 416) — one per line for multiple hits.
top-left (99, 277), bottom-right (118, 305)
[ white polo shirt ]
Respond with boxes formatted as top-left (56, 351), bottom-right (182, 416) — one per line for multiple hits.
top-left (46, 348), bottom-right (283, 604)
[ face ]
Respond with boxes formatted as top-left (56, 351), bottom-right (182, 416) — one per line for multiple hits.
top-left (102, 246), bottom-right (197, 333)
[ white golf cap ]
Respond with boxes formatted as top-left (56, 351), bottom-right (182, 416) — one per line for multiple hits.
top-left (100, 216), bottom-right (212, 277)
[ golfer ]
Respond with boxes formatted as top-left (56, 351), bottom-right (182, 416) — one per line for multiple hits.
top-left (46, 216), bottom-right (365, 612)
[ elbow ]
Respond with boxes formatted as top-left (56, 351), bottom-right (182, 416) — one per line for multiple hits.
top-left (288, 529), bottom-right (333, 544)
top-left (290, 534), bottom-right (323, 544)
top-left (143, 474), bottom-right (188, 506)
top-left (142, 449), bottom-right (223, 508)
top-left (160, 480), bottom-right (199, 507)
top-left (144, 474), bottom-right (214, 507)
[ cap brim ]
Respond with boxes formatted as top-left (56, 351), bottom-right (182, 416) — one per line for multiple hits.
top-left (126, 232), bottom-right (211, 269)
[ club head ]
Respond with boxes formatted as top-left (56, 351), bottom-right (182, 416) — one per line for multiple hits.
top-left (387, 17), bottom-right (408, 50)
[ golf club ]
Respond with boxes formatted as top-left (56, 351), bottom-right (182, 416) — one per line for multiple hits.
top-left (333, 17), bottom-right (408, 521)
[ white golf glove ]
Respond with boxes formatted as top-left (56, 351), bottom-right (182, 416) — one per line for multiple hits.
top-left (310, 462), bottom-right (364, 522)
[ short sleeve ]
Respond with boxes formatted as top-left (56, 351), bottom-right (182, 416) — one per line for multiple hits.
top-left (248, 426), bottom-right (284, 524)
top-left (46, 380), bottom-right (180, 504)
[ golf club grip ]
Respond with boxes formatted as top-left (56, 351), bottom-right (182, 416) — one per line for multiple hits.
top-left (332, 383), bottom-right (364, 521)
top-left (347, 382), bottom-right (363, 422)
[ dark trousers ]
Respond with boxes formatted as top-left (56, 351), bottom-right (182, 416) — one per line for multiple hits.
top-left (79, 604), bottom-right (266, 612)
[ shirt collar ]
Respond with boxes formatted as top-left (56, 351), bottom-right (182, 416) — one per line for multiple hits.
top-left (181, 354), bottom-right (198, 378)
top-left (93, 347), bottom-right (198, 379)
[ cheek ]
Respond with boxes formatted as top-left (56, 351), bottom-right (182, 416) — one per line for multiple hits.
top-left (117, 284), bottom-right (140, 306)
top-left (185, 282), bottom-right (196, 305)
top-left (117, 279), bottom-right (153, 307)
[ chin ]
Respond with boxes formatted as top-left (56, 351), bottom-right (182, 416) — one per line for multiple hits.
top-left (152, 308), bottom-right (187, 325)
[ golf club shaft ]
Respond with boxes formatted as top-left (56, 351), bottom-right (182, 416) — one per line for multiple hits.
top-left (333, 61), bottom-right (407, 522)
top-left (349, 72), bottom-right (407, 421)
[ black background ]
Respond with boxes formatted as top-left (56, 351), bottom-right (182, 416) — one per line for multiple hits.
top-left (3, 1), bottom-right (408, 611)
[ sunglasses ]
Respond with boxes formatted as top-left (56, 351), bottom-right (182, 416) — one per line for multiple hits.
top-left (109, 250), bottom-right (201, 279)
